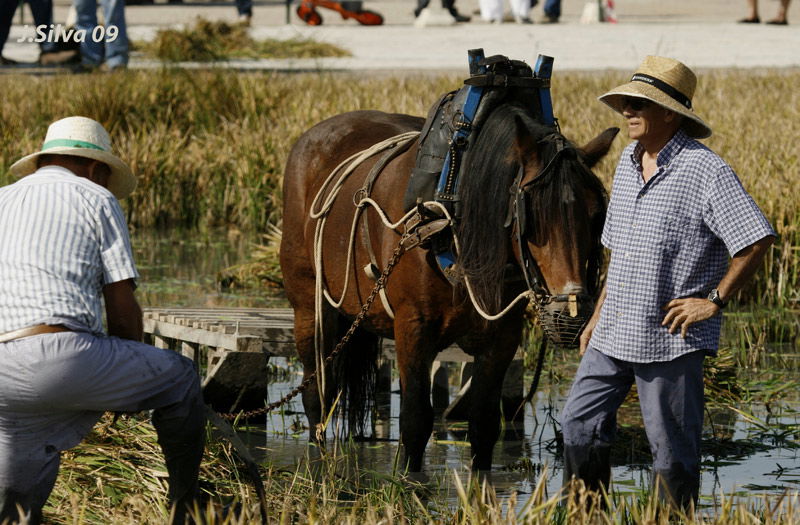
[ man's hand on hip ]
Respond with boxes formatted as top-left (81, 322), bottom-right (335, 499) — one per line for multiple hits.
top-left (661, 298), bottom-right (719, 338)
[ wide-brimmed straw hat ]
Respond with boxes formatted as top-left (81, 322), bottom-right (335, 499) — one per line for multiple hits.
top-left (598, 56), bottom-right (711, 139)
top-left (9, 116), bottom-right (136, 199)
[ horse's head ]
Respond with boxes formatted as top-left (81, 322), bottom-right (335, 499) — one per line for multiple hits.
top-left (510, 118), bottom-right (617, 346)
top-left (457, 104), bottom-right (617, 347)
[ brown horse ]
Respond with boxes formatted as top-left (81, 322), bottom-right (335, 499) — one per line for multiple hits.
top-left (280, 102), bottom-right (617, 472)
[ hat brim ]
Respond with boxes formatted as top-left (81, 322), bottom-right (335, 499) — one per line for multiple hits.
top-left (598, 81), bottom-right (711, 139)
top-left (8, 147), bottom-right (136, 199)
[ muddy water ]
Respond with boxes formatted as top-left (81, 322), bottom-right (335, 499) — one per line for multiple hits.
top-left (133, 228), bottom-right (800, 509)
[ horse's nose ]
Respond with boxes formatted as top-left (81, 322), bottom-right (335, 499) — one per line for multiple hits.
top-left (539, 294), bottom-right (595, 348)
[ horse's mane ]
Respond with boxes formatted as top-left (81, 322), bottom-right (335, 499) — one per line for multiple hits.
top-left (456, 103), bottom-right (607, 312)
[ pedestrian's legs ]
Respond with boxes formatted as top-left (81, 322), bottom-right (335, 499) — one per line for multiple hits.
top-left (543, 0), bottom-right (560, 19)
top-left (27, 0), bottom-right (57, 53)
top-left (478, 0), bottom-right (503, 22)
top-left (0, 1), bottom-right (18, 59)
top-left (73, 0), bottom-right (103, 66)
top-left (635, 350), bottom-right (705, 510)
top-left (561, 347), bottom-right (634, 495)
top-left (508, 0), bottom-right (531, 21)
top-left (235, 0), bottom-right (253, 16)
top-left (100, 0), bottom-right (127, 68)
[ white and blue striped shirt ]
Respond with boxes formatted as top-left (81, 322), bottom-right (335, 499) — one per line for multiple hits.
top-left (589, 129), bottom-right (775, 363)
top-left (0, 166), bottom-right (139, 335)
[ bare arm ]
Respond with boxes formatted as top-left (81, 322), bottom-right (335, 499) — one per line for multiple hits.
top-left (579, 284), bottom-right (607, 355)
top-left (103, 279), bottom-right (143, 341)
top-left (662, 235), bottom-right (775, 337)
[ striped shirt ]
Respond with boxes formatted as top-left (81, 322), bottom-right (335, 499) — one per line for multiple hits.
top-left (0, 166), bottom-right (139, 335)
top-left (589, 129), bottom-right (775, 363)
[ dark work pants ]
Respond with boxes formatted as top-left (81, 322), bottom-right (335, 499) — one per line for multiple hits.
top-left (560, 347), bottom-right (705, 509)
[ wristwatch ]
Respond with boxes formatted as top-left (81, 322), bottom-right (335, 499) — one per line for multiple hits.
top-left (707, 288), bottom-right (727, 309)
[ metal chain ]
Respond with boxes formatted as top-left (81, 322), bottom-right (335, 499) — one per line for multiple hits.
top-left (217, 240), bottom-right (407, 421)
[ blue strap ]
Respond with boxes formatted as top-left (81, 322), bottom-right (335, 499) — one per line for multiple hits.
top-left (435, 49), bottom-right (487, 273)
top-left (534, 55), bottom-right (555, 126)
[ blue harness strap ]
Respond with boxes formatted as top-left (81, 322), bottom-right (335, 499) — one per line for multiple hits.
top-left (434, 48), bottom-right (487, 274)
top-left (533, 54), bottom-right (555, 126)
top-left (432, 51), bottom-right (558, 277)
top-left (435, 48), bottom-right (487, 204)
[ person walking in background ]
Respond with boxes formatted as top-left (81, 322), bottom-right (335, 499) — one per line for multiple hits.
top-left (0, 116), bottom-right (205, 525)
top-left (479, 0), bottom-right (532, 24)
top-left (73, 0), bottom-right (128, 71)
top-left (235, 0), bottom-right (253, 25)
top-left (560, 56), bottom-right (775, 509)
top-left (414, 0), bottom-right (471, 22)
top-left (532, 0), bottom-right (559, 22)
top-left (0, 0), bottom-right (78, 66)
top-left (739, 0), bottom-right (791, 24)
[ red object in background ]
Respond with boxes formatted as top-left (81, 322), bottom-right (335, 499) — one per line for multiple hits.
top-left (603, 0), bottom-right (618, 23)
top-left (296, 0), bottom-right (384, 25)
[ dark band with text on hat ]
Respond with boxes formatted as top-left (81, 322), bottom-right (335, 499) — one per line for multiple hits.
top-left (598, 55), bottom-right (711, 139)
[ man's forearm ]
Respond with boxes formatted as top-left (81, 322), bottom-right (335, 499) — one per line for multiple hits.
top-left (716, 235), bottom-right (775, 303)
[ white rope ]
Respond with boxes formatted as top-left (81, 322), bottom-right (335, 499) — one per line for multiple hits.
top-left (307, 129), bottom-right (538, 415)
top-left (310, 131), bottom-right (420, 416)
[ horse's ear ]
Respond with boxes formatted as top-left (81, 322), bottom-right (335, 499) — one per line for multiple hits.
top-left (579, 127), bottom-right (619, 168)
top-left (512, 115), bottom-right (539, 164)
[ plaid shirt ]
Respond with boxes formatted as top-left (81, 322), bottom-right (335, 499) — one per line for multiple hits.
top-left (589, 129), bottom-right (775, 363)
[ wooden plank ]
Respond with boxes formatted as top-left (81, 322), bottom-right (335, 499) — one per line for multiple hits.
top-left (142, 307), bottom-right (524, 362)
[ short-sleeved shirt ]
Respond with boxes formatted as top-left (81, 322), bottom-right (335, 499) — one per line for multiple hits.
top-left (589, 129), bottom-right (775, 363)
top-left (0, 166), bottom-right (139, 335)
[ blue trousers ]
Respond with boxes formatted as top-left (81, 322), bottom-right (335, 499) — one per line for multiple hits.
top-left (561, 347), bottom-right (705, 508)
top-left (532, 0), bottom-right (559, 18)
top-left (73, 0), bottom-right (128, 68)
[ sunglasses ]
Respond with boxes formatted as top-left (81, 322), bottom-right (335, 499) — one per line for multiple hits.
top-left (621, 97), bottom-right (651, 111)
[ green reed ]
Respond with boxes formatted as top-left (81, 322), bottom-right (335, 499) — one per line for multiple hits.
top-left (47, 413), bottom-right (800, 524)
top-left (0, 69), bottom-right (797, 305)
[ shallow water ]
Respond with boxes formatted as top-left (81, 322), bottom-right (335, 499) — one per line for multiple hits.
top-left (133, 227), bottom-right (800, 510)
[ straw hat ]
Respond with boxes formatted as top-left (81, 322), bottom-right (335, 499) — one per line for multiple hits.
top-left (9, 116), bottom-right (136, 199)
top-left (598, 56), bottom-right (711, 139)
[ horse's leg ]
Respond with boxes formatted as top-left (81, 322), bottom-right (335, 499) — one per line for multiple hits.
top-left (394, 322), bottom-right (437, 473)
top-left (294, 304), bottom-right (339, 449)
top-left (459, 317), bottom-right (523, 471)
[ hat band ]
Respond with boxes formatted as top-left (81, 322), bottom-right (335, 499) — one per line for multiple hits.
top-left (42, 138), bottom-right (106, 152)
top-left (630, 73), bottom-right (692, 110)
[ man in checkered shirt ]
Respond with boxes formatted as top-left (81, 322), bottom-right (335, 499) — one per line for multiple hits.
top-left (560, 56), bottom-right (775, 509)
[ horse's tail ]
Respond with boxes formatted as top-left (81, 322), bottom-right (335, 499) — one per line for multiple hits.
top-left (331, 319), bottom-right (379, 437)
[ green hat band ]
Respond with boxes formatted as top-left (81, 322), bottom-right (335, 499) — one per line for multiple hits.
top-left (42, 139), bottom-right (106, 152)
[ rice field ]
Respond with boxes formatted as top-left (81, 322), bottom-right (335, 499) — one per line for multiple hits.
top-left (1, 68), bottom-right (798, 523)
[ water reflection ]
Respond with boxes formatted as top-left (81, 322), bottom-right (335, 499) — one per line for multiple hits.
top-left (131, 227), bottom-right (287, 308)
top-left (132, 227), bottom-right (800, 509)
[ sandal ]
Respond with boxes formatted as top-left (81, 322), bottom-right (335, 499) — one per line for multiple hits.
top-left (766, 19), bottom-right (788, 25)
top-left (737, 16), bottom-right (760, 23)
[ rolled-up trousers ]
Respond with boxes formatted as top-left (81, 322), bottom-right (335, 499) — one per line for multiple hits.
top-left (560, 347), bottom-right (705, 508)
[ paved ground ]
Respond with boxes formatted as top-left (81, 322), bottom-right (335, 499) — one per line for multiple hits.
top-left (2, 0), bottom-right (799, 72)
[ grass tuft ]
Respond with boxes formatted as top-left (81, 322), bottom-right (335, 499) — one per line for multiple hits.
top-left (139, 18), bottom-right (350, 62)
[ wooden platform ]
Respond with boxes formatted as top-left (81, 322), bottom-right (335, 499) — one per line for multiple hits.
top-left (143, 306), bottom-right (513, 363)
top-left (142, 307), bottom-right (525, 418)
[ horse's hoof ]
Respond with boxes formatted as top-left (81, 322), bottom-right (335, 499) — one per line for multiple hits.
top-left (404, 470), bottom-right (430, 485)
top-left (473, 469), bottom-right (494, 486)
